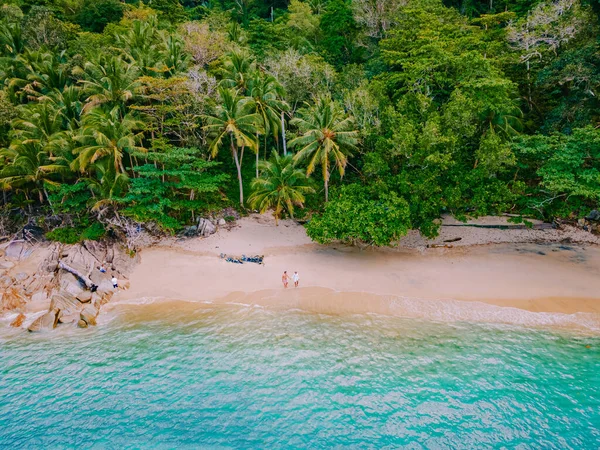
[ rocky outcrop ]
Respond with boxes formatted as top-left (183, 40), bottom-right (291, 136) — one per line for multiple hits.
top-left (2, 239), bottom-right (135, 332)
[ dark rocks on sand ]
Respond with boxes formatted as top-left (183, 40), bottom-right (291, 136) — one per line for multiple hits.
top-left (585, 210), bottom-right (600, 222)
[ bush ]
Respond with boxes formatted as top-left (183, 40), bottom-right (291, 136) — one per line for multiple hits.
top-left (46, 221), bottom-right (105, 244)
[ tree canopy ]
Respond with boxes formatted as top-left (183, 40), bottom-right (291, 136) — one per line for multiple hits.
top-left (0, 0), bottom-right (598, 244)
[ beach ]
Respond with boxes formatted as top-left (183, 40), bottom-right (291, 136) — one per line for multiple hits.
top-left (112, 214), bottom-right (600, 331)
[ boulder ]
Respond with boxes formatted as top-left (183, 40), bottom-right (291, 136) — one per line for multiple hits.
top-left (585, 210), bottom-right (600, 222)
top-left (1, 288), bottom-right (26, 312)
top-left (77, 319), bottom-right (88, 328)
top-left (218, 218), bottom-right (226, 226)
top-left (10, 313), bottom-right (26, 328)
top-left (5, 241), bottom-right (29, 259)
top-left (0, 261), bottom-right (15, 270)
top-left (59, 312), bottom-right (79, 324)
top-left (28, 309), bottom-right (60, 332)
top-left (59, 272), bottom-right (85, 297)
top-left (14, 272), bottom-right (29, 282)
top-left (76, 291), bottom-right (93, 303)
top-left (50, 291), bottom-right (83, 318)
top-left (0, 275), bottom-right (13, 289)
top-left (183, 225), bottom-right (198, 237)
top-left (27, 291), bottom-right (50, 312)
top-left (80, 303), bottom-right (99, 326)
top-left (197, 218), bottom-right (216, 237)
top-left (96, 279), bottom-right (115, 295)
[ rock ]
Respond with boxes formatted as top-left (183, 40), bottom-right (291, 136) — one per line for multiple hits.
top-left (14, 272), bottom-right (29, 282)
top-left (183, 225), bottom-right (198, 237)
top-left (0, 261), bottom-right (15, 270)
top-left (76, 291), bottom-right (93, 303)
top-left (218, 218), bottom-right (226, 226)
top-left (585, 210), bottom-right (600, 222)
top-left (0, 275), bottom-right (13, 288)
top-left (80, 303), bottom-right (99, 326)
top-left (1, 288), bottom-right (26, 312)
top-left (50, 291), bottom-right (83, 318)
top-left (10, 313), bottom-right (26, 328)
top-left (77, 319), bottom-right (88, 328)
top-left (28, 309), bottom-right (60, 332)
top-left (577, 218), bottom-right (586, 227)
top-left (96, 279), bottom-right (115, 295)
top-left (41, 261), bottom-right (58, 272)
top-left (5, 241), bottom-right (30, 259)
top-left (28, 291), bottom-right (50, 312)
top-left (59, 272), bottom-right (85, 297)
top-left (197, 218), bottom-right (216, 237)
top-left (59, 312), bottom-right (79, 324)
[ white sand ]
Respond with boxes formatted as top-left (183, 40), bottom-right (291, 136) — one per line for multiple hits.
top-left (118, 214), bottom-right (600, 318)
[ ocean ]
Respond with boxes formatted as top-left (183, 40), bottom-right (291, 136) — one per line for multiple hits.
top-left (1, 302), bottom-right (599, 448)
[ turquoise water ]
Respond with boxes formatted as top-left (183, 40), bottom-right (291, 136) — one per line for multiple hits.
top-left (1, 304), bottom-right (599, 448)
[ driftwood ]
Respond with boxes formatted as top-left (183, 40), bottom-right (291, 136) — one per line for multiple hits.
top-left (442, 223), bottom-right (553, 230)
top-left (58, 261), bottom-right (97, 291)
top-left (443, 237), bottom-right (462, 243)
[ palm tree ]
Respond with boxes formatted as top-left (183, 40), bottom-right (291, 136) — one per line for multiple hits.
top-left (75, 56), bottom-right (140, 114)
top-left (219, 51), bottom-right (256, 92)
top-left (115, 18), bottom-right (164, 76)
top-left (248, 73), bottom-right (289, 176)
top-left (249, 153), bottom-right (314, 225)
top-left (203, 87), bottom-right (262, 205)
top-left (0, 140), bottom-right (67, 209)
top-left (290, 96), bottom-right (359, 202)
top-left (72, 107), bottom-right (144, 177)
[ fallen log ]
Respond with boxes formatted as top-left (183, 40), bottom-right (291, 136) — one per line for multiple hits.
top-left (442, 223), bottom-right (553, 230)
top-left (58, 261), bottom-right (98, 291)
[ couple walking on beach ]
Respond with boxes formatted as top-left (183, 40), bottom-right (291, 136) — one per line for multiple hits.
top-left (282, 271), bottom-right (299, 288)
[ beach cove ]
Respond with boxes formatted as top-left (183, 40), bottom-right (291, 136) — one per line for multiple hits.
top-left (114, 214), bottom-right (600, 333)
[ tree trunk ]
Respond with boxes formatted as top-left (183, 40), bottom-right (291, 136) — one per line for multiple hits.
top-left (44, 187), bottom-right (55, 215)
top-left (324, 176), bottom-right (329, 203)
top-left (58, 261), bottom-right (96, 290)
top-left (231, 139), bottom-right (244, 205)
top-left (256, 133), bottom-right (260, 178)
top-left (281, 111), bottom-right (287, 156)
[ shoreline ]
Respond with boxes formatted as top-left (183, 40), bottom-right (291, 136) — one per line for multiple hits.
top-left (3, 214), bottom-right (600, 333)
top-left (112, 214), bottom-right (600, 331)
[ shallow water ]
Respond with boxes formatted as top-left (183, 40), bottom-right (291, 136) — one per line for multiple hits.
top-left (1, 304), bottom-right (599, 448)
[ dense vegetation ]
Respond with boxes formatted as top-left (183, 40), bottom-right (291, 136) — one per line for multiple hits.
top-left (0, 0), bottom-right (599, 245)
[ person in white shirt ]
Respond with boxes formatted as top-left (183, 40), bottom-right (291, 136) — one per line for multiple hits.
top-left (111, 275), bottom-right (118, 289)
top-left (292, 271), bottom-right (299, 288)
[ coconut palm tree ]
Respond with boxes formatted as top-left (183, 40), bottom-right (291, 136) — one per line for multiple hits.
top-left (202, 87), bottom-right (262, 205)
top-left (247, 73), bottom-right (289, 176)
top-left (218, 51), bottom-right (256, 92)
top-left (72, 107), bottom-right (144, 177)
top-left (289, 96), bottom-right (359, 202)
top-left (249, 152), bottom-right (314, 225)
top-left (75, 56), bottom-right (140, 114)
top-left (0, 140), bottom-right (67, 209)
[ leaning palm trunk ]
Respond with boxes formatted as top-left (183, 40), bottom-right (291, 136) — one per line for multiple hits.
top-left (230, 137), bottom-right (244, 205)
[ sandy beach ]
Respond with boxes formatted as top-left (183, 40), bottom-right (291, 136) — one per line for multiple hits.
top-left (112, 215), bottom-right (600, 331)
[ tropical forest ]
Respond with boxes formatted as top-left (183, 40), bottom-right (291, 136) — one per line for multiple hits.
top-left (0, 0), bottom-right (599, 246)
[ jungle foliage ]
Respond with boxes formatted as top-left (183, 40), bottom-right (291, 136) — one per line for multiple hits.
top-left (0, 0), bottom-right (598, 245)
